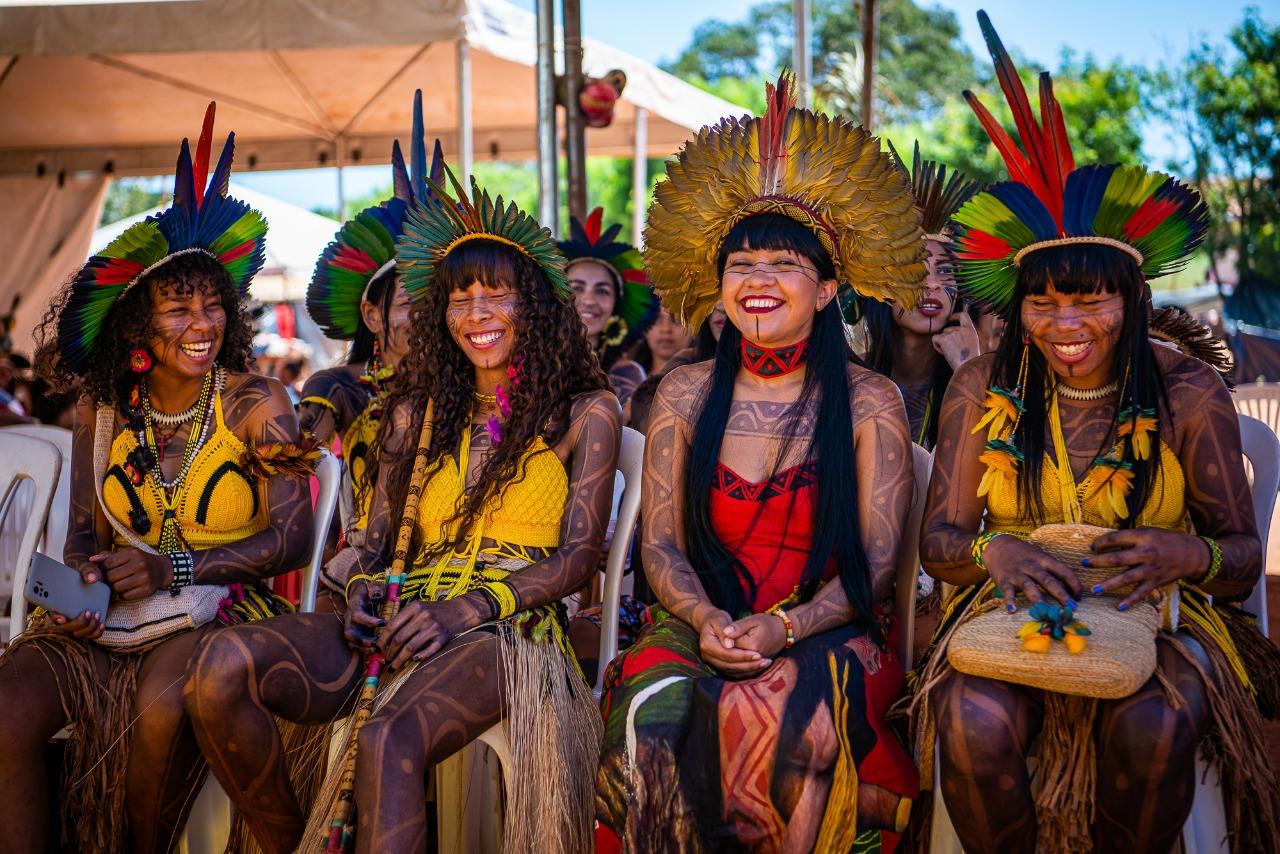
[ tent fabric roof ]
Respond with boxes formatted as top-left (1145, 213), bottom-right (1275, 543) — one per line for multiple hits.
top-left (0, 0), bottom-right (745, 176)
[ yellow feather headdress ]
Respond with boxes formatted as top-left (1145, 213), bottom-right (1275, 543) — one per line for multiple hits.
top-left (643, 72), bottom-right (926, 329)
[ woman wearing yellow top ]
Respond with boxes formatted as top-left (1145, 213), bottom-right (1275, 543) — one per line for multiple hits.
top-left (914, 15), bottom-right (1278, 853)
top-left (0, 105), bottom-right (313, 854)
top-left (184, 153), bottom-right (619, 852)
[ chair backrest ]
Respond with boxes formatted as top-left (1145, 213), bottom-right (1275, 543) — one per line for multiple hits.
top-left (1, 433), bottom-right (63, 643)
top-left (595, 427), bottom-right (645, 695)
top-left (1233, 383), bottom-right (1280, 436)
top-left (1236, 413), bottom-right (1277, 629)
top-left (893, 444), bottom-right (933, 668)
top-left (299, 448), bottom-right (341, 614)
top-left (0, 425), bottom-right (72, 561)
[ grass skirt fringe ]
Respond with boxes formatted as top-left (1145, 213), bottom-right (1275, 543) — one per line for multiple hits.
top-left (300, 618), bottom-right (601, 853)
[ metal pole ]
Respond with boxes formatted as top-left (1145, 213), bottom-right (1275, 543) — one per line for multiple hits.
top-left (456, 40), bottom-right (473, 188)
top-left (535, 0), bottom-right (559, 234)
top-left (563, 0), bottom-right (587, 223)
top-left (860, 0), bottom-right (878, 130)
top-left (792, 0), bottom-right (811, 109)
top-left (631, 107), bottom-right (648, 248)
top-left (335, 135), bottom-right (347, 220)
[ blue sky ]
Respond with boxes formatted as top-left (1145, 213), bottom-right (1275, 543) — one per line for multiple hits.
top-left (234, 0), bottom-right (1274, 215)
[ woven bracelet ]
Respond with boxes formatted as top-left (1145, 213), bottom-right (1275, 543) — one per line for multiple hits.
top-left (480, 581), bottom-right (519, 620)
top-left (1195, 536), bottom-right (1223, 588)
top-left (970, 531), bottom-right (1007, 572)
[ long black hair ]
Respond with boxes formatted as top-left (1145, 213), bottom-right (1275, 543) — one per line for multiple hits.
top-left (991, 242), bottom-right (1164, 525)
top-left (682, 212), bottom-right (877, 632)
top-left (860, 297), bottom-right (952, 448)
top-left (348, 265), bottom-right (398, 365)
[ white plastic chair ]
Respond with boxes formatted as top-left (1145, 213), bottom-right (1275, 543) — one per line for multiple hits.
top-left (178, 447), bottom-right (341, 854)
top-left (929, 416), bottom-right (1280, 853)
top-left (1, 432), bottom-right (63, 644)
top-left (1233, 382), bottom-right (1280, 437)
top-left (0, 424), bottom-right (72, 562)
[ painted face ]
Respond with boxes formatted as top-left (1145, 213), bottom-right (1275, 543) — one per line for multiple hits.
top-left (707, 302), bottom-right (728, 342)
top-left (146, 277), bottom-right (227, 380)
top-left (568, 259), bottom-right (618, 340)
top-left (360, 276), bottom-right (415, 366)
top-left (445, 279), bottom-right (520, 371)
top-left (977, 312), bottom-right (1006, 353)
top-left (644, 309), bottom-right (688, 362)
top-left (1021, 281), bottom-right (1123, 387)
top-left (893, 238), bottom-right (958, 336)
top-left (720, 248), bottom-right (836, 348)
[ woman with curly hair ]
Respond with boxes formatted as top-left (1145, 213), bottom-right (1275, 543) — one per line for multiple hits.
top-left (184, 159), bottom-right (619, 853)
top-left (0, 105), bottom-right (313, 853)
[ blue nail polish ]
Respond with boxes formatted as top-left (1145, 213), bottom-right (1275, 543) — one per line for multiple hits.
top-left (1091, 585), bottom-right (1104, 595)
top-left (1081, 558), bottom-right (1091, 567)
top-left (1006, 604), bottom-right (1016, 613)
top-left (1067, 599), bottom-right (1078, 609)
top-left (1118, 602), bottom-right (1129, 612)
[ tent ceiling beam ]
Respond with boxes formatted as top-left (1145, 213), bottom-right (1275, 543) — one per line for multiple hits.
top-left (265, 50), bottom-right (338, 136)
top-left (337, 43), bottom-right (433, 139)
top-left (0, 57), bottom-right (17, 91)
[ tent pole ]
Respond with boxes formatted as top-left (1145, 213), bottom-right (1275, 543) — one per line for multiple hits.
top-left (336, 135), bottom-right (347, 221)
top-left (562, 0), bottom-right (586, 223)
top-left (631, 107), bottom-right (647, 248)
top-left (793, 0), bottom-right (811, 108)
top-left (860, 0), bottom-right (878, 130)
top-left (535, 0), bottom-right (559, 236)
top-left (457, 40), bottom-right (473, 188)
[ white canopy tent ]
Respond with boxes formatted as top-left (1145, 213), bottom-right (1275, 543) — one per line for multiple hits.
top-left (0, 0), bottom-right (744, 354)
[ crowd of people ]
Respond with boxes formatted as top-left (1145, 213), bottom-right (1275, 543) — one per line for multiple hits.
top-left (0, 11), bottom-right (1277, 854)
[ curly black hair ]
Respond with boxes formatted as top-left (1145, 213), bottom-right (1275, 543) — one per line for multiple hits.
top-left (35, 251), bottom-right (255, 411)
top-left (370, 238), bottom-right (608, 562)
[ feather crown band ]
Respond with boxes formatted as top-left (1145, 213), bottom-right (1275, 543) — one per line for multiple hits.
top-left (951, 11), bottom-right (1209, 317)
top-left (559, 207), bottom-right (659, 348)
top-left (307, 89), bottom-right (444, 340)
top-left (396, 161), bottom-right (568, 302)
top-left (888, 140), bottom-right (983, 241)
top-left (643, 71), bottom-right (925, 329)
top-left (59, 102), bottom-right (267, 374)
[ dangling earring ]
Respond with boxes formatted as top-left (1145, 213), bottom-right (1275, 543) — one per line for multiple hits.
top-left (602, 315), bottom-right (627, 348)
top-left (129, 347), bottom-right (153, 373)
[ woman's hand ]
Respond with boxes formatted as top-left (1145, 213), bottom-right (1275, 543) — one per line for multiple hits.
top-left (380, 599), bottom-right (474, 672)
top-left (1086, 527), bottom-right (1213, 610)
top-left (723, 612), bottom-right (787, 659)
top-left (343, 576), bottom-right (385, 652)
top-left (984, 534), bottom-right (1083, 612)
top-left (933, 311), bottom-right (981, 371)
top-left (49, 609), bottom-right (104, 639)
top-left (696, 608), bottom-right (771, 677)
top-left (89, 548), bottom-right (173, 600)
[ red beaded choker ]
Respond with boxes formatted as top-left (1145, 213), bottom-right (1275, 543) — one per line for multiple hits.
top-left (741, 339), bottom-right (809, 378)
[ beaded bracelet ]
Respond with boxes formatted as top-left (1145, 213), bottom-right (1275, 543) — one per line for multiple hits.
top-left (474, 586), bottom-right (502, 621)
top-left (345, 572), bottom-right (385, 601)
top-left (970, 531), bottom-right (1007, 572)
top-left (299, 395), bottom-right (338, 414)
top-left (166, 551), bottom-right (195, 596)
top-left (479, 580), bottom-right (519, 620)
top-left (1195, 536), bottom-right (1223, 588)
top-left (767, 604), bottom-right (796, 649)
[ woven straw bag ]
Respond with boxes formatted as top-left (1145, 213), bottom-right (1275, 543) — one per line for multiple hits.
top-left (947, 523), bottom-right (1160, 699)
top-left (92, 407), bottom-right (228, 652)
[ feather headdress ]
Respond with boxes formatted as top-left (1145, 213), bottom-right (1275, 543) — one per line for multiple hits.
top-left (307, 89), bottom-right (443, 340)
top-left (952, 11), bottom-right (1209, 317)
top-left (888, 140), bottom-right (983, 241)
top-left (644, 72), bottom-right (925, 329)
top-left (59, 102), bottom-right (266, 373)
top-left (396, 164), bottom-right (568, 301)
top-left (558, 208), bottom-right (659, 348)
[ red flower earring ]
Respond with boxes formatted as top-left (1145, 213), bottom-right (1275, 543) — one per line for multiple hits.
top-left (129, 347), bottom-right (153, 373)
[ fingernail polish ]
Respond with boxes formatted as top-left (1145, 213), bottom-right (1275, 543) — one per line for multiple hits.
top-left (1081, 558), bottom-right (1091, 567)
top-left (1118, 602), bottom-right (1129, 612)
top-left (1067, 600), bottom-right (1078, 609)
top-left (1006, 604), bottom-right (1016, 613)
top-left (1092, 585), bottom-right (1103, 595)
top-left (376, 619), bottom-right (386, 628)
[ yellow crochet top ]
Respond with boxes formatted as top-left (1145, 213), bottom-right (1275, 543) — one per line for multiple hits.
top-left (402, 426), bottom-right (568, 603)
top-left (102, 391), bottom-right (267, 550)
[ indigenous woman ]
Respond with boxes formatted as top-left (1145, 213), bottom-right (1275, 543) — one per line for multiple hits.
top-left (632, 307), bottom-right (691, 378)
top-left (561, 207), bottom-right (658, 406)
top-left (913, 15), bottom-right (1280, 853)
top-left (185, 158), bottom-right (619, 853)
top-left (0, 104), bottom-right (313, 854)
top-left (860, 142), bottom-right (983, 450)
top-left (595, 74), bottom-right (925, 852)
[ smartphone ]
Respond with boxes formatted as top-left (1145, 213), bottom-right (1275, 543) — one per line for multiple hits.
top-left (25, 552), bottom-right (111, 619)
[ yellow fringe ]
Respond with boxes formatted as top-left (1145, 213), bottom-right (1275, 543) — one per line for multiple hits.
top-left (814, 652), bottom-right (860, 851)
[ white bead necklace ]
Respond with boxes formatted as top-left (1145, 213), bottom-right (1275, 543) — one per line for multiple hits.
top-left (1055, 379), bottom-right (1118, 402)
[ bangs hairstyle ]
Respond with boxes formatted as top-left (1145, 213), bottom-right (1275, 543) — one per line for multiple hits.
top-left (370, 237), bottom-right (606, 563)
top-left (35, 250), bottom-right (254, 411)
top-left (348, 265), bottom-right (399, 365)
top-left (991, 241), bottom-right (1164, 525)
top-left (683, 212), bottom-right (879, 634)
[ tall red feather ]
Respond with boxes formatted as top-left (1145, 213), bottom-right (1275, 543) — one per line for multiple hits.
top-left (584, 207), bottom-right (604, 245)
top-left (758, 72), bottom-right (794, 195)
top-left (192, 102), bottom-right (216, 211)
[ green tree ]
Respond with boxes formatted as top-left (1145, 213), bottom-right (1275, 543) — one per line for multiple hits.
top-left (99, 177), bottom-right (169, 226)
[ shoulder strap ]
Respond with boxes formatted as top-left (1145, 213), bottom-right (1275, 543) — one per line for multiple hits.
top-left (93, 406), bottom-right (159, 555)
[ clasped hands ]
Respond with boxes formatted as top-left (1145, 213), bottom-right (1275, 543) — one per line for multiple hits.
top-left (983, 526), bottom-right (1213, 613)
top-left (52, 548), bottom-right (175, 639)
top-left (695, 606), bottom-right (789, 677)
top-left (344, 577), bottom-right (475, 671)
